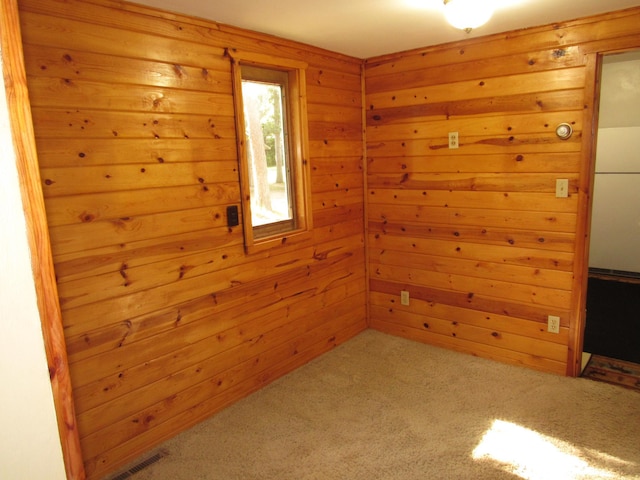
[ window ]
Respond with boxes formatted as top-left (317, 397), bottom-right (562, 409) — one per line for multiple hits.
top-left (229, 50), bottom-right (312, 252)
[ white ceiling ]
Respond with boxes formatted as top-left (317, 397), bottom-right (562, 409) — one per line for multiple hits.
top-left (130, 0), bottom-right (640, 58)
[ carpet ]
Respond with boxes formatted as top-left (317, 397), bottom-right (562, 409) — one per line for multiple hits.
top-left (582, 354), bottom-right (640, 392)
top-left (107, 331), bottom-right (640, 480)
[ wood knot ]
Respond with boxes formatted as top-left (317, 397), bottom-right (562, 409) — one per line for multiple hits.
top-left (79, 212), bottom-right (95, 223)
top-left (173, 64), bottom-right (185, 77)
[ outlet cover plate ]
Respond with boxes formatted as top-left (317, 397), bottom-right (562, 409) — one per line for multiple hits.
top-left (448, 132), bottom-right (459, 149)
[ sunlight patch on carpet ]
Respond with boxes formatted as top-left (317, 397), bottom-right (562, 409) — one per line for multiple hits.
top-left (472, 420), bottom-right (632, 479)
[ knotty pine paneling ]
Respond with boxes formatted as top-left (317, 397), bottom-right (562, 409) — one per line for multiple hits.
top-left (364, 7), bottom-right (640, 376)
top-left (18, 0), bottom-right (365, 477)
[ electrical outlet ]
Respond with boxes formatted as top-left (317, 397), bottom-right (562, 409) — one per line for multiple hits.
top-left (400, 290), bottom-right (410, 306)
top-left (547, 315), bottom-right (560, 334)
top-left (448, 131), bottom-right (459, 149)
top-left (555, 179), bottom-right (569, 198)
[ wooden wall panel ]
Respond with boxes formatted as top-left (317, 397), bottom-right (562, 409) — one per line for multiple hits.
top-left (18, 0), bottom-right (366, 478)
top-left (364, 7), bottom-right (640, 376)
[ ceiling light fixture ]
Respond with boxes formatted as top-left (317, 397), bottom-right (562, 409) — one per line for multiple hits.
top-left (443, 0), bottom-right (494, 33)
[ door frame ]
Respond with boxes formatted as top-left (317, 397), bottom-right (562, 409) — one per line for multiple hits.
top-left (570, 46), bottom-right (640, 376)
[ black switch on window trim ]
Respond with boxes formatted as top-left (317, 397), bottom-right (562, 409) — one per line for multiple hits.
top-left (227, 205), bottom-right (239, 227)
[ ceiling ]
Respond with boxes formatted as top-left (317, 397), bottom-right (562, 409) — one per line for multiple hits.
top-left (130, 0), bottom-right (640, 58)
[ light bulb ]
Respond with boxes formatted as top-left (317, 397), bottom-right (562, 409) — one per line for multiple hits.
top-left (443, 0), bottom-right (494, 32)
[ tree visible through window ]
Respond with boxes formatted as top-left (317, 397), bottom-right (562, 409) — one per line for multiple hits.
top-left (241, 68), bottom-right (292, 229)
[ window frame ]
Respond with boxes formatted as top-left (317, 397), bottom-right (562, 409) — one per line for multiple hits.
top-left (228, 49), bottom-right (313, 253)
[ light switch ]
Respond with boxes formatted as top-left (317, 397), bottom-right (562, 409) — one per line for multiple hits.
top-left (555, 179), bottom-right (569, 198)
top-left (227, 205), bottom-right (240, 226)
top-left (400, 290), bottom-right (410, 306)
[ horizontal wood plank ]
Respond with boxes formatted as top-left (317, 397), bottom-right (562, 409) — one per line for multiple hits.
top-left (23, 44), bottom-right (232, 93)
top-left (31, 108), bottom-right (235, 139)
top-left (45, 183), bottom-right (241, 227)
top-left (27, 77), bottom-right (235, 115)
top-left (371, 248), bottom-right (573, 290)
top-left (367, 68), bottom-right (586, 110)
top-left (366, 90), bottom-right (585, 125)
top-left (369, 233), bottom-right (574, 271)
top-left (365, 46), bottom-right (585, 92)
top-left (41, 161), bottom-right (239, 197)
top-left (35, 137), bottom-right (238, 168)
top-left (368, 189), bottom-right (578, 213)
top-left (368, 221), bottom-right (575, 253)
top-left (367, 153), bottom-right (581, 174)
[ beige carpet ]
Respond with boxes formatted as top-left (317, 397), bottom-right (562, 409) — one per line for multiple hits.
top-left (109, 330), bottom-right (640, 480)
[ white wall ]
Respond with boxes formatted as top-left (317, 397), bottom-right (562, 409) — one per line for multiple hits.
top-left (590, 51), bottom-right (640, 274)
top-left (0, 52), bottom-right (67, 479)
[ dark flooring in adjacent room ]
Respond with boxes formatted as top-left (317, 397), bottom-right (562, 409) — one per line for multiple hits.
top-left (581, 354), bottom-right (640, 391)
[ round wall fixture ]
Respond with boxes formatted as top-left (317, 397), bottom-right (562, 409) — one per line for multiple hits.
top-left (555, 123), bottom-right (573, 140)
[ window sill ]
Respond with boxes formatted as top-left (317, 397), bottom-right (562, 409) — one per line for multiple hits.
top-left (244, 228), bottom-right (313, 255)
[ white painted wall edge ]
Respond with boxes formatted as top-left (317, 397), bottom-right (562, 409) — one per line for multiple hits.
top-left (0, 50), bottom-right (67, 479)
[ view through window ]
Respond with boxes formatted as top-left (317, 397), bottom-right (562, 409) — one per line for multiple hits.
top-left (241, 66), bottom-right (294, 236)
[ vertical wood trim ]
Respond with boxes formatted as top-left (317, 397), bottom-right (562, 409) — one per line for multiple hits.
top-left (296, 67), bottom-right (314, 236)
top-left (361, 62), bottom-right (371, 327)
top-left (0, 0), bottom-right (85, 477)
top-left (227, 52), bottom-right (255, 251)
top-left (567, 52), bottom-right (601, 376)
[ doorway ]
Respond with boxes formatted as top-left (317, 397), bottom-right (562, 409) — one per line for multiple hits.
top-left (582, 50), bottom-right (640, 373)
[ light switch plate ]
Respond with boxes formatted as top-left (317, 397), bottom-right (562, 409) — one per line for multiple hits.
top-left (400, 290), bottom-right (410, 306)
top-left (555, 179), bottom-right (569, 198)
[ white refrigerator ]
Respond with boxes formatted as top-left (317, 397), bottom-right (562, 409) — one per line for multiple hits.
top-left (589, 126), bottom-right (640, 275)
